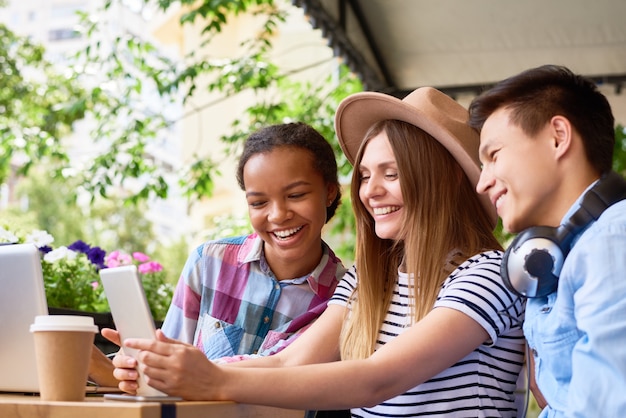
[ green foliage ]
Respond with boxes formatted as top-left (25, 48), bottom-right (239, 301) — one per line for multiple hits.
top-left (63, 0), bottom-right (291, 205)
top-left (4, 168), bottom-right (188, 307)
top-left (152, 236), bottom-right (191, 293)
top-left (180, 158), bottom-right (220, 200)
top-left (202, 213), bottom-right (252, 241)
top-left (1, 0), bottom-right (363, 261)
top-left (69, 0), bottom-right (363, 206)
top-left (326, 192), bottom-right (356, 264)
top-left (11, 168), bottom-right (156, 253)
top-left (41, 249), bottom-right (107, 312)
top-left (68, 0), bottom-right (362, 261)
top-left (14, 168), bottom-right (87, 245)
top-left (140, 270), bottom-right (173, 321)
top-left (86, 199), bottom-right (157, 255)
top-left (165, 0), bottom-right (282, 44)
top-left (0, 24), bottom-right (86, 185)
top-left (613, 124), bottom-right (626, 176)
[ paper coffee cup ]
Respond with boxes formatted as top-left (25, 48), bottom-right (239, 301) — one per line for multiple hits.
top-left (30, 315), bottom-right (98, 401)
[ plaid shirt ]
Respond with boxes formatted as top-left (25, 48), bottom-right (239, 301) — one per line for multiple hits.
top-left (161, 233), bottom-right (345, 360)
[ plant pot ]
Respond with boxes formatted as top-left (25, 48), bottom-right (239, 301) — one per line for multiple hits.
top-left (48, 307), bottom-right (165, 355)
top-left (48, 307), bottom-right (119, 355)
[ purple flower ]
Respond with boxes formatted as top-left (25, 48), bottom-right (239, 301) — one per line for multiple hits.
top-left (68, 240), bottom-right (91, 254)
top-left (38, 245), bottom-right (53, 254)
top-left (87, 246), bottom-right (107, 268)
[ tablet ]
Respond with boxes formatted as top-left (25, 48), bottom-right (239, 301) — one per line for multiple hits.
top-left (99, 265), bottom-right (167, 397)
top-left (104, 393), bottom-right (182, 402)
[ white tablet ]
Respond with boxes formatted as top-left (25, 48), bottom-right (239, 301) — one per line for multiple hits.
top-left (99, 265), bottom-right (168, 397)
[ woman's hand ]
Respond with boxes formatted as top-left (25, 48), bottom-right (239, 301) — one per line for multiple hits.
top-left (101, 328), bottom-right (142, 394)
top-left (528, 347), bottom-right (548, 409)
top-left (88, 342), bottom-right (118, 387)
top-left (122, 329), bottom-right (223, 400)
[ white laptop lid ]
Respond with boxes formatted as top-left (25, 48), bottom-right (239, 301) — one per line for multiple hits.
top-left (0, 243), bottom-right (48, 393)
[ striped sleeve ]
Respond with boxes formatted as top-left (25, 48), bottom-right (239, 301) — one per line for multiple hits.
top-left (328, 265), bottom-right (357, 306)
top-left (434, 250), bottom-right (524, 345)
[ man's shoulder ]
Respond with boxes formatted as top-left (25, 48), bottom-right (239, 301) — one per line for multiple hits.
top-left (586, 199), bottom-right (626, 234)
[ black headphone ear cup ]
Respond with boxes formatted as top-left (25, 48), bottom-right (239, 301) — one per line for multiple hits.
top-left (501, 173), bottom-right (626, 298)
top-left (502, 226), bottom-right (564, 298)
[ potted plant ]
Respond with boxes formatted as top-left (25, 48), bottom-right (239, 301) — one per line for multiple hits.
top-left (0, 226), bottom-right (174, 354)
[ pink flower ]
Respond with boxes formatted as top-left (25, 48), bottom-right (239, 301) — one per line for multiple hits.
top-left (133, 252), bottom-right (150, 262)
top-left (138, 261), bottom-right (163, 274)
top-left (91, 281), bottom-right (99, 290)
top-left (105, 250), bottom-right (120, 262)
top-left (106, 250), bottom-right (133, 267)
top-left (106, 258), bottom-right (121, 267)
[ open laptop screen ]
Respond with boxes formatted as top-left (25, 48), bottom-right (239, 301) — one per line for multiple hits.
top-left (0, 243), bottom-right (48, 393)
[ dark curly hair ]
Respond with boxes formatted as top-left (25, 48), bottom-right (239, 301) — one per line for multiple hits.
top-left (236, 122), bottom-right (341, 223)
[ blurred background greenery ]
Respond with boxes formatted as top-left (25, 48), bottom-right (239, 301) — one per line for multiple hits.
top-left (2, 1), bottom-right (626, 414)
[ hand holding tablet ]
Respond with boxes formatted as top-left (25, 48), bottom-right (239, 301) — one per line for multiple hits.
top-left (100, 265), bottom-right (178, 399)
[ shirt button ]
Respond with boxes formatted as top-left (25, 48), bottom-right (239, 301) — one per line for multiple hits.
top-left (275, 284), bottom-right (280, 290)
top-left (214, 322), bottom-right (221, 329)
top-left (263, 316), bottom-right (270, 324)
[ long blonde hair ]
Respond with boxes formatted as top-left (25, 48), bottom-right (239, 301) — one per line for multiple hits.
top-left (340, 120), bottom-right (501, 360)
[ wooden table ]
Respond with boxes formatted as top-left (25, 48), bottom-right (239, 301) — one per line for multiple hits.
top-left (0, 393), bottom-right (306, 418)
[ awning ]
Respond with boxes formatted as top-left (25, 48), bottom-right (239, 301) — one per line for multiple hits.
top-left (293, 0), bottom-right (626, 99)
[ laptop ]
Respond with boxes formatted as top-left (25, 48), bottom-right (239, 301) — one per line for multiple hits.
top-left (0, 243), bottom-right (48, 393)
top-left (0, 243), bottom-right (121, 395)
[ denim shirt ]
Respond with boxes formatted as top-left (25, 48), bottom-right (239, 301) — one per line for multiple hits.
top-left (524, 192), bottom-right (626, 417)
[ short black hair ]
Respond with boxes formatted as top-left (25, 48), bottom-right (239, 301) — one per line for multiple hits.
top-left (469, 64), bottom-right (615, 173)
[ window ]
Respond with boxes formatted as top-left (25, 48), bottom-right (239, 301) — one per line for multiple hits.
top-left (48, 28), bottom-right (82, 41)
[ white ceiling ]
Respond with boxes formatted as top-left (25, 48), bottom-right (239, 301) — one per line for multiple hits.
top-left (294, 0), bottom-right (626, 99)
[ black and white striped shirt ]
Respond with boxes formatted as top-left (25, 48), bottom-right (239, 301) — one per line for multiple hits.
top-left (329, 250), bottom-right (525, 417)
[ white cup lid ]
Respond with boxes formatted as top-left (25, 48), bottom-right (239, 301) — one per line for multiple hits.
top-left (30, 315), bottom-right (99, 333)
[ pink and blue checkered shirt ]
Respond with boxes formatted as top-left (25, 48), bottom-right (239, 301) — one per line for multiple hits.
top-left (161, 233), bottom-right (345, 360)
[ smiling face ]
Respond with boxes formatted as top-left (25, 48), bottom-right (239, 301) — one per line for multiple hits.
top-left (358, 131), bottom-right (404, 240)
top-left (243, 146), bottom-right (337, 280)
top-left (476, 107), bottom-right (563, 232)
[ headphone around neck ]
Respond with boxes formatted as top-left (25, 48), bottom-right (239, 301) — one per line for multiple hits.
top-left (502, 171), bottom-right (626, 298)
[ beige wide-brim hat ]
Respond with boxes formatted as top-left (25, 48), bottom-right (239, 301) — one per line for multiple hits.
top-left (334, 86), bottom-right (497, 229)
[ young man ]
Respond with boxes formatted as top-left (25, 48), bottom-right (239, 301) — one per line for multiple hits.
top-left (469, 64), bottom-right (626, 417)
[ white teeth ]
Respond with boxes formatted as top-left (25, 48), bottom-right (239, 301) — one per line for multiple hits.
top-left (273, 226), bottom-right (303, 239)
top-left (496, 195), bottom-right (505, 208)
top-left (373, 206), bottom-right (399, 215)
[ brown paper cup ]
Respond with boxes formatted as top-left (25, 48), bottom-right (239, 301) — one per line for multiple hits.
top-left (30, 315), bottom-right (98, 401)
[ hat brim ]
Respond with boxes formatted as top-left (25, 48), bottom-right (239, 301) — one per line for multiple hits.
top-left (334, 87), bottom-right (497, 228)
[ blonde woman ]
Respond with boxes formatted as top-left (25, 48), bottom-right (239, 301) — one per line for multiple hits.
top-left (112, 88), bottom-right (525, 417)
